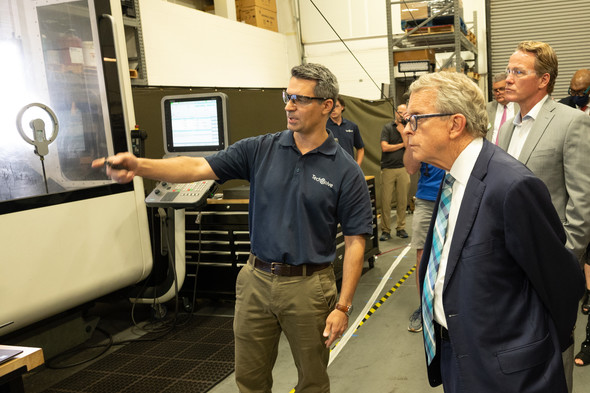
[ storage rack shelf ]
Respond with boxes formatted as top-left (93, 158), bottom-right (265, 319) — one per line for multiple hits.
top-left (386, 0), bottom-right (478, 105)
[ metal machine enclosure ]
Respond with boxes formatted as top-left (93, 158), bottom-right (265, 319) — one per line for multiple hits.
top-left (0, 0), bottom-right (152, 335)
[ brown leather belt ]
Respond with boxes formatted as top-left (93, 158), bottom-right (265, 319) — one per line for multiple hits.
top-left (253, 257), bottom-right (331, 277)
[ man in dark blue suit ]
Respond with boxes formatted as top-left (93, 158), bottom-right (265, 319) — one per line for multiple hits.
top-left (403, 71), bottom-right (584, 392)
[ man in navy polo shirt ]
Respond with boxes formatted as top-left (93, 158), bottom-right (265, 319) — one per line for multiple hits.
top-left (93, 63), bottom-right (373, 393)
top-left (326, 96), bottom-right (365, 165)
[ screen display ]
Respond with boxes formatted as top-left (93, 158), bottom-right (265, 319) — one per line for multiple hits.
top-left (162, 93), bottom-right (228, 156)
top-left (171, 99), bottom-right (220, 147)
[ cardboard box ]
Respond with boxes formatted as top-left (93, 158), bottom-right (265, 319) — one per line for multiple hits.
top-left (400, 1), bottom-right (429, 21)
top-left (239, 0), bottom-right (277, 12)
top-left (240, 6), bottom-right (278, 32)
top-left (393, 49), bottom-right (436, 66)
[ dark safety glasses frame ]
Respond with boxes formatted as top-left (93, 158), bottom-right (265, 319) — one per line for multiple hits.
top-left (282, 91), bottom-right (329, 106)
top-left (568, 86), bottom-right (590, 97)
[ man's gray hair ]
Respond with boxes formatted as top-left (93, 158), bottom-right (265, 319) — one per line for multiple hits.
top-left (409, 72), bottom-right (488, 138)
top-left (291, 63), bottom-right (339, 104)
top-left (493, 72), bottom-right (508, 83)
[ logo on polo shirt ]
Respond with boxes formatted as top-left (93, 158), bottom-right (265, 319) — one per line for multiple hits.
top-left (346, 129), bottom-right (354, 133)
top-left (312, 174), bottom-right (333, 188)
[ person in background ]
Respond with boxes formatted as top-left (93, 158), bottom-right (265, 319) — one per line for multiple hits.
top-left (576, 245), bottom-right (590, 366)
top-left (407, 70), bottom-right (583, 393)
top-left (498, 41), bottom-right (590, 389)
top-left (559, 68), bottom-right (590, 115)
top-left (558, 69), bottom-right (590, 367)
top-left (379, 105), bottom-right (411, 241)
top-left (485, 72), bottom-right (518, 144)
top-left (326, 96), bottom-right (365, 165)
top-left (93, 63), bottom-right (373, 393)
top-left (400, 101), bottom-right (444, 333)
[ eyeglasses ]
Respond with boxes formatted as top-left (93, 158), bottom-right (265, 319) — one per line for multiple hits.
top-left (505, 67), bottom-right (535, 78)
top-left (568, 86), bottom-right (590, 97)
top-left (395, 110), bottom-right (408, 126)
top-left (493, 87), bottom-right (506, 93)
top-left (406, 113), bottom-right (454, 131)
top-left (282, 91), bottom-right (329, 106)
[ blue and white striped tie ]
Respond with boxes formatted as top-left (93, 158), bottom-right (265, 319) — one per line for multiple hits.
top-left (422, 173), bottom-right (455, 365)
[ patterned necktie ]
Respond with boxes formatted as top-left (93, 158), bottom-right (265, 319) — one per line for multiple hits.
top-left (422, 173), bottom-right (455, 365)
top-left (495, 105), bottom-right (507, 145)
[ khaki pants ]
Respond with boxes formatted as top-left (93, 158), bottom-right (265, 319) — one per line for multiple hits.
top-left (234, 254), bottom-right (337, 393)
top-left (380, 167), bottom-right (410, 233)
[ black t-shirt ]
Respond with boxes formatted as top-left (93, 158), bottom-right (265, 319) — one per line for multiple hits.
top-left (380, 121), bottom-right (405, 169)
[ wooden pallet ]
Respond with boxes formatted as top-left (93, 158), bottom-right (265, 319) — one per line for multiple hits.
top-left (405, 24), bottom-right (456, 35)
top-left (405, 24), bottom-right (476, 45)
top-left (439, 68), bottom-right (481, 81)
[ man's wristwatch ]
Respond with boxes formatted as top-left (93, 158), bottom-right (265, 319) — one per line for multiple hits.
top-left (335, 303), bottom-right (353, 317)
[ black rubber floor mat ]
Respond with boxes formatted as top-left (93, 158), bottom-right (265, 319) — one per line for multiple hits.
top-left (42, 316), bottom-right (234, 393)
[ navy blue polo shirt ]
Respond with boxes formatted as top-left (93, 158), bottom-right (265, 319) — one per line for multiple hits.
top-left (206, 130), bottom-right (373, 265)
top-left (326, 118), bottom-right (364, 158)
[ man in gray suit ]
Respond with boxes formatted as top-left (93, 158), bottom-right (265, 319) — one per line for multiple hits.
top-left (498, 40), bottom-right (590, 392)
top-left (486, 72), bottom-right (518, 144)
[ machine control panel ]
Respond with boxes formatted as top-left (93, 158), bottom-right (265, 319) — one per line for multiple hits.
top-left (145, 180), bottom-right (217, 209)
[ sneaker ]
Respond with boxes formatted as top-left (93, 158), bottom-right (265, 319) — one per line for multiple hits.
top-left (408, 307), bottom-right (422, 332)
top-left (396, 229), bottom-right (409, 238)
top-left (379, 232), bottom-right (391, 241)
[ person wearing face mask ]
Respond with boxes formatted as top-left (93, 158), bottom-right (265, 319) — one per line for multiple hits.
top-left (559, 69), bottom-right (590, 368)
top-left (559, 69), bottom-right (590, 115)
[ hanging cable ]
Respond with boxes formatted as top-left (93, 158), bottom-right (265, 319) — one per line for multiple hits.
top-left (306, 0), bottom-right (441, 117)
top-left (308, 0), bottom-right (388, 100)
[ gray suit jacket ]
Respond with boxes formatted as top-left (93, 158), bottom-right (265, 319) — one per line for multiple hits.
top-left (498, 98), bottom-right (590, 260)
top-left (486, 101), bottom-right (519, 142)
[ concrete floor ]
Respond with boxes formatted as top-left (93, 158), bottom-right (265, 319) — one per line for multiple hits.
top-left (209, 237), bottom-right (441, 393)
top-left (208, 212), bottom-right (590, 393)
top-left (20, 212), bottom-right (590, 393)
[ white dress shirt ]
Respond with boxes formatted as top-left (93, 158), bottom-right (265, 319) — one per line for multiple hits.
top-left (433, 137), bottom-right (484, 328)
top-left (490, 101), bottom-right (516, 143)
top-left (506, 95), bottom-right (549, 159)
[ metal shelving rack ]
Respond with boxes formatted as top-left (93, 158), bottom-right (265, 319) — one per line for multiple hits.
top-left (121, 0), bottom-right (147, 85)
top-left (386, 0), bottom-right (478, 106)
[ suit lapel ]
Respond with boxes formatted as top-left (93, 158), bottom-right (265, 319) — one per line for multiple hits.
top-left (517, 99), bottom-right (556, 164)
top-left (497, 120), bottom-right (515, 150)
top-left (443, 141), bottom-right (491, 293)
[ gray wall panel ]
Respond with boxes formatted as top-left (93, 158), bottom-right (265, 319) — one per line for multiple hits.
top-left (488, 0), bottom-right (590, 100)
